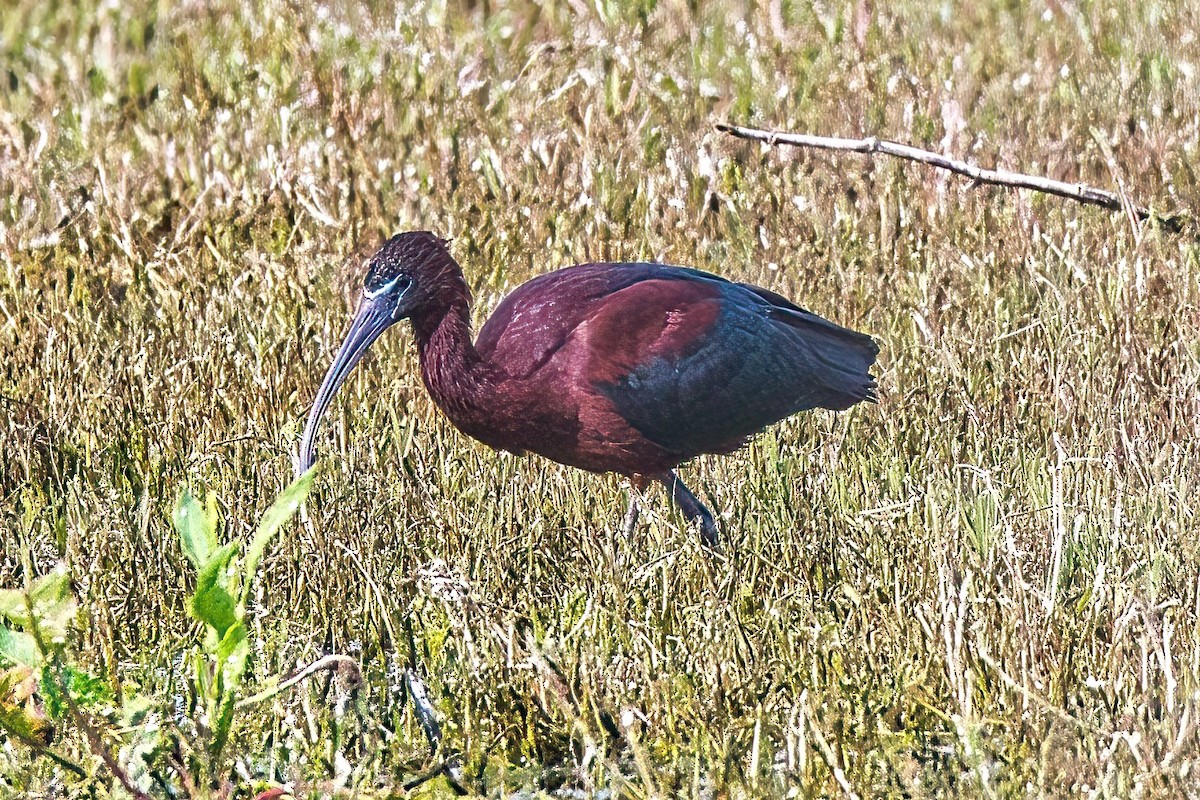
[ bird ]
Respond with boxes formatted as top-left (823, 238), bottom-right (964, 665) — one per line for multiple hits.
top-left (299, 231), bottom-right (879, 548)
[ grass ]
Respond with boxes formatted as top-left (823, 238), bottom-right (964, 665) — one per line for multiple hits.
top-left (2, 0), bottom-right (1200, 795)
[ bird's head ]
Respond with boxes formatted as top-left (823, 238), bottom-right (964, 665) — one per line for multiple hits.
top-left (298, 231), bottom-right (460, 472)
top-left (359, 230), bottom-right (460, 322)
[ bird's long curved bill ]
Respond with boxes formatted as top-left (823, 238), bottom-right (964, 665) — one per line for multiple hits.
top-left (298, 297), bottom-right (392, 474)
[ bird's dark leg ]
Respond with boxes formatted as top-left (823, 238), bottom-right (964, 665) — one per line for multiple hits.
top-left (622, 495), bottom-right (640, 538)
top-left (621, 474), bottom-right (651, 538)
top-left (655, 471), bottom-right (719, 549)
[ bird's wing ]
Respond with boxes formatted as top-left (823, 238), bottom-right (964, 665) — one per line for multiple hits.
top-left (474, 262), bottom-right (877, 456)
top-left (474, 263), bottom-right (655, 378)
top-left (577, 273), bottom-right (878, 455)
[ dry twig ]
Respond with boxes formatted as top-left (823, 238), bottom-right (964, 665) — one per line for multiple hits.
top-left (234, 654), bottom-right (360, 710)
top-left (717, 122), bottom-right (1186, 233)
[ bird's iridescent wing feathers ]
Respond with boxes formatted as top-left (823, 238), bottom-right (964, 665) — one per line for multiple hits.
top-left (477, 263), bottom-right (877, 458)
top-left (581, 271), bottom-right (874, 454)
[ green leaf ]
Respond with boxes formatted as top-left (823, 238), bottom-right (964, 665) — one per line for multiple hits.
top-left (241, 466), bottom-right (316, 606)
top-left (188, 543), bottom-right (238, 638)
top-left (191, 651), bottom-right (211, 699)
top-left (175, 490), bottom-right (218, 570)
top-left (0, 566), bottom-right (75, 653)
top-left (215, 623), bottom-right (249, 711)
top-left (0, 589), bottom-right (23, 623)
top-left (27, 566), bottom-right (69, 607)
top-left (28, 567), bottom-right (76, 643)
top-left (0, 626), bottom-right (39, 667)
top-left (0, 565), bottom-right (70, 629)
top-left (40, 664), bottom-right (112, 719)
top-left (215, 621), bottom-right (248, 680)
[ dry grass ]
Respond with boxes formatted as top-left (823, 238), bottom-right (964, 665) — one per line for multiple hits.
top-left (3, 0), bottom-right (1200, 795)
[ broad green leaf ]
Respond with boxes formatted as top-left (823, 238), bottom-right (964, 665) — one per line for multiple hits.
top-left (0, 563), bottom-right (70, 633)
top-left (0, 626), bottom-right (39, 667)
top-left (188, 542), bottom-right (238, 638)
top-left (0, 566), bottom-right (74, 660)
top-left (215, 621), bottom-right (248, 678)
top-left (39, 664), bottom-right (112, 719)
top-left (210, 693), bottom-right (237, 766)
top-left (35, 596), bottom-right (78, 645)
top-left (215, 622), bottom-right (250, 704)
top-left (175, 490), bottom-right (218, 570)
top-left (0, 589), bottom-right (23, 623)
top-left (27, 566), bottom-right (69, 607)
top-left (241, 466), bottom-right (317, 606)
top-left (27, 566), bottom-right (76, 643)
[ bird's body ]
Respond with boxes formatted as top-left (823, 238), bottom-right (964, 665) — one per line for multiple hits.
top-left (415, 261), bottom-right (877, 476)
top-left (300, 232), bottom-right (879, 547)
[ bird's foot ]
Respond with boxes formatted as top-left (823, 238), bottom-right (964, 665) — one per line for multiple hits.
top-left (695, 508), bottom-right (719, 551)
top-left (656, 470), bottom-right (720, 551)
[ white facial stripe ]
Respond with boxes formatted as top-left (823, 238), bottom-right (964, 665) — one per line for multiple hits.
top-left (364, 275), bottom-right (402, 300)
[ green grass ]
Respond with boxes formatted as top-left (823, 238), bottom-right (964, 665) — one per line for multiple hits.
top-left (3, 0), bottom-right (1200, 795)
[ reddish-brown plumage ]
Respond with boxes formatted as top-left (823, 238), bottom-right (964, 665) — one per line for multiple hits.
top-left (580, 279), bottom-right (724, 385)
top-left (402, 266), bottom-right (701, 476)
top-left (300, 232), bottom-right (879, 547)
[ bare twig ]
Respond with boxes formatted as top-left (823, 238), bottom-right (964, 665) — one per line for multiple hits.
top-left (0, 722), bottom-right (89, 779)
top-left (337, 545), bottom-right (467, 793)
top-left (716, 122), bottom-right (1187, 233)
top-left (403, 758), bottom-right (467, 792)
top-left (234, 654), bottom-right (360, 710)
top-left (54, 693), bottom-right (148, 797)
top-left (168, 738), bottom-right (202, 800)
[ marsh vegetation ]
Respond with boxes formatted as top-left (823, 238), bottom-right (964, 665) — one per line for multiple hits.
top-left (2, 0), bottom-right (1199, 795)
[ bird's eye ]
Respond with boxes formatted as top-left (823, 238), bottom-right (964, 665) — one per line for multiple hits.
top-left (365, 273), bottom-right (411, 300)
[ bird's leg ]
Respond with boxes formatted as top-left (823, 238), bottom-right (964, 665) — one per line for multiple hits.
top-left (622, 496), bottom-right (640, 538)
top-left (621, 474), bottom-right (651, 538)
top-left (655, 471), bottom-right (719, 549)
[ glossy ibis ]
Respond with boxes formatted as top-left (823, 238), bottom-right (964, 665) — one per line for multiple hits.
top-left (299, 231), bottom-right (878, 547)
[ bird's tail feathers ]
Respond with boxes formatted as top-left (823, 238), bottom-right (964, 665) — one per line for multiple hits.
top-left (769, 305), bottom-right (880, 410)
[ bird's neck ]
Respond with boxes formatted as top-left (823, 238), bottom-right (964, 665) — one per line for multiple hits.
top-left (410, 295), bottom-right (490, 420)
